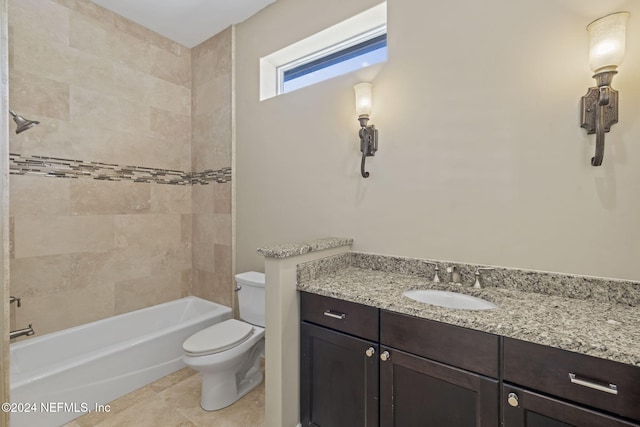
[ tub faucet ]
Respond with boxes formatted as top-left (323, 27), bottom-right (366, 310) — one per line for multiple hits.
top-left (9, 296), bottom-right (21, 307)
top-left (10, 324), bottom-right (34, 340)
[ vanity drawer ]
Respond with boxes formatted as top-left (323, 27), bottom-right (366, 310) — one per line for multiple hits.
top-left (503, 337), bottom-right (640, 421)
top-left (300, 292), bottom-right (379, 342)
top-left (380, 310), bottom-right (499, 378)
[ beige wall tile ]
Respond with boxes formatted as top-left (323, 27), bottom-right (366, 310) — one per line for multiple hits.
top-left (192, 214), bottom-right (214, 271)
top-left (9, 0), bottom-right (69, 45)
top-left (213, 244), bottom-right (232, 278)
top-left (16, 120), bottom-right (116, 164)
top-left (71, 179), bottom-right (151, 215)
top-left (14, 281), bottom-right (115, 336)
top-left (13, 215), bottom-right (114, 258)
top-left (181, 213), bottom-right (192, 245)
top-left (53, 0), bottom-right (115, 28)
top-left (212, 214), bottom-right (231, 245)
top-left (191, 184), bottom-right (214, 215)
top-left (9, 25), bottom-right (77, 86)
top-left (192, 76), bottom-right (230, 115)
top-left (9, 70), bottom-right (70, 121)
top-left (150, 184), bottom-right (192, 215)
top-left (71, 248), bottom-right (152, 288)
top-left (111, 10), bottom-right (184, 56)
top-left (114, 272), bottom-right (184, 315)
top-left (192, 268), bottom-right (232, 307)
top-left (213, 182), bottom-right (231, 214)
top-left (10, 175), bottom-right (71, 216)
top-left (150, 107), bottom-right (191, 147)
top-left (146, 76), bottom-right (191, 116)
top-left (151, 245), bottom-right (191, 277)
top-left (10, 254), bottom-right (72, 296)
top-left (114, 214), bottom-right (182, 249)
top-left (68, 10), bottom-right (111, 59)
top-left (70, 86), bottom-right (151, 135)
top-left (150, 45), bottom-right (191, 88)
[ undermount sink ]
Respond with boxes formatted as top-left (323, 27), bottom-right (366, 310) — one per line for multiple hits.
top-left (403, 289), bottom-right (497, 310)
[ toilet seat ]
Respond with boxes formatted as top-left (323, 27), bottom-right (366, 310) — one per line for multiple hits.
top-left (183, 319), bottom-right (255, 356)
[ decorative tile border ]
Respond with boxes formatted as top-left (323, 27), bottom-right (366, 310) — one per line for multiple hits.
top-left (9, 153), bottom-right (230, 185)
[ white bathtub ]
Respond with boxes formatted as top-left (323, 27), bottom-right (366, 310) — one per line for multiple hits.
top-left (10, 296), bottom-right (232, 427)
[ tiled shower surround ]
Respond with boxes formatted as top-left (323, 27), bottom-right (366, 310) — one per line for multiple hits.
top-left (9, 0), bottom-right (233, 337)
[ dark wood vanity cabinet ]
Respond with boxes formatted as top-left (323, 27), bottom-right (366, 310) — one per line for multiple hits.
top-left (300, 292), bottom-right (380, 427)
top-left (503, 337), bottom-right (640, 427)
top-left (503, 384), bottom-right (639, 427)
top-left (379, 310), bottom-right (500, 426)
top-left (300, 291), bottom-right (640, 427)
top-left (300, 292), bottom-right (500, 427)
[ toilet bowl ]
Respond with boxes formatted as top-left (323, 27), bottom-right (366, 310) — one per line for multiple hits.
top-left (182, 272), bottom-right (266, 411)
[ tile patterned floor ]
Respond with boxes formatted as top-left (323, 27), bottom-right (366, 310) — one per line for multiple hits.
top-left (62, 366), bottom-right (265, 427)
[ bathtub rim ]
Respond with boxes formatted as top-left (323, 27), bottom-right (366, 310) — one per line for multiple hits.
top-left (10, 296), bottom-right (232, 390)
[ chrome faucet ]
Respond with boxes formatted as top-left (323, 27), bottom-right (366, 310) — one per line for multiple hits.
top-left (10, 324), bottom-right (34, 339)
top-left (422, 262), bottom-right (441, 283)
top-left (473, 268), bottom-right (494, 289)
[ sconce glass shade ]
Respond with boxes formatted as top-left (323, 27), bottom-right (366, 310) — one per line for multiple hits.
top-left (587, 11), bottom-right (630, 73)
top-left (354, 82), bottom-right (373, 117)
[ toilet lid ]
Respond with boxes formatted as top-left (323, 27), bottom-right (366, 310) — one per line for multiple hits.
top-left (183, 319), bottom-right (254, 356)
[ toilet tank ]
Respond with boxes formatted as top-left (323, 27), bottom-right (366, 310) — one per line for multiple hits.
top-left (235, 271), bottom-right (265, 327)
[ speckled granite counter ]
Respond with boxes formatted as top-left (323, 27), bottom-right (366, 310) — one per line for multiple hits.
top-left (257, 237), bottom-right (353, 259)
top-left (297, 252), bottom-right (640, 367)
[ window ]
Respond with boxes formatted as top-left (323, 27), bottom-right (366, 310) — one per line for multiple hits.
top-left (279, 29), bottom-right (387, 94)
top-left (260, 2), bottom-right (387, 100)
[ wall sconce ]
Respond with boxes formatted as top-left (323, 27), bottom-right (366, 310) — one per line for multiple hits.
top-left (580, 11), bottom-right (629, 166)
top-left (9, 109), bottom-right (39, 134)
top-left (354, 82), bottom-right (378, 178)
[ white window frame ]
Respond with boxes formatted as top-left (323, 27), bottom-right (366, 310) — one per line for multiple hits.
top-left (259, 2), bottom-right (387, 101)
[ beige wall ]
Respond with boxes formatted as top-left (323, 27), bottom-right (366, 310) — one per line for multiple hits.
top-left (235, 0), bottom-right (640, 281)
top-left (191, 28), bottom-right (234, 308)
top-left (8, 0), bottom-right (193, 336)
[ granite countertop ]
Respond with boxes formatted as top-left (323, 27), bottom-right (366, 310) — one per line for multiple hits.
top-left (257, 237), bottom-right (353, 259)
top-left (297, 256), bottom-right (640, 367)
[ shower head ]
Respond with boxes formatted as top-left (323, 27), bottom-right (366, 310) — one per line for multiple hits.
top-left (9, 109), bottom-right (39, 134)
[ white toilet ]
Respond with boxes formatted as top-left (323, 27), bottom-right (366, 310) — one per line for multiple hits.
top-left (182, 272), bottom-right (266, 411)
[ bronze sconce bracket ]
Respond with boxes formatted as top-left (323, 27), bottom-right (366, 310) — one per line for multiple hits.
top-left (580, 71), bottom-right (619, 167)
top-left (358, 115), bottom-right (378, 178)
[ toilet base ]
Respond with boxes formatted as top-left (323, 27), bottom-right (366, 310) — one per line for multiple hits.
top-left (201, 363), bottom-right (263, 411)
top-left (197, 341), bottom-right (265, 411)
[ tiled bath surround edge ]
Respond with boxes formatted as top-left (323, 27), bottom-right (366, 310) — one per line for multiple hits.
top-left (10, 153), bottom-right (232, 185)
top-left (298, 252), bottom-right (640, 306)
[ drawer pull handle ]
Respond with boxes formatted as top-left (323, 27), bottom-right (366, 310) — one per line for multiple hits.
top-left (323, 310), bottom-right (346, 320)
top-left (569, 373), bottom-right (618, 395)
top-left (365, 347), bottom-right (375, 357)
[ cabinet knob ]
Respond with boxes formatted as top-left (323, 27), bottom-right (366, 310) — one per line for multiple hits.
top-left (380, 351), bottom-right (390, 362)
top-left (365, 347), bottom-right (376, 357)
top-left (507, 392), bottom-right (519, 407)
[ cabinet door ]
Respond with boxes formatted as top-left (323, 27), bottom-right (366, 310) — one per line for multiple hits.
top-left (503, 384), bottom-right (640, 427)
top-left (379, 347), bottom-right (498, 427)
top-left (300, 322), bottom-right (379, 427)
